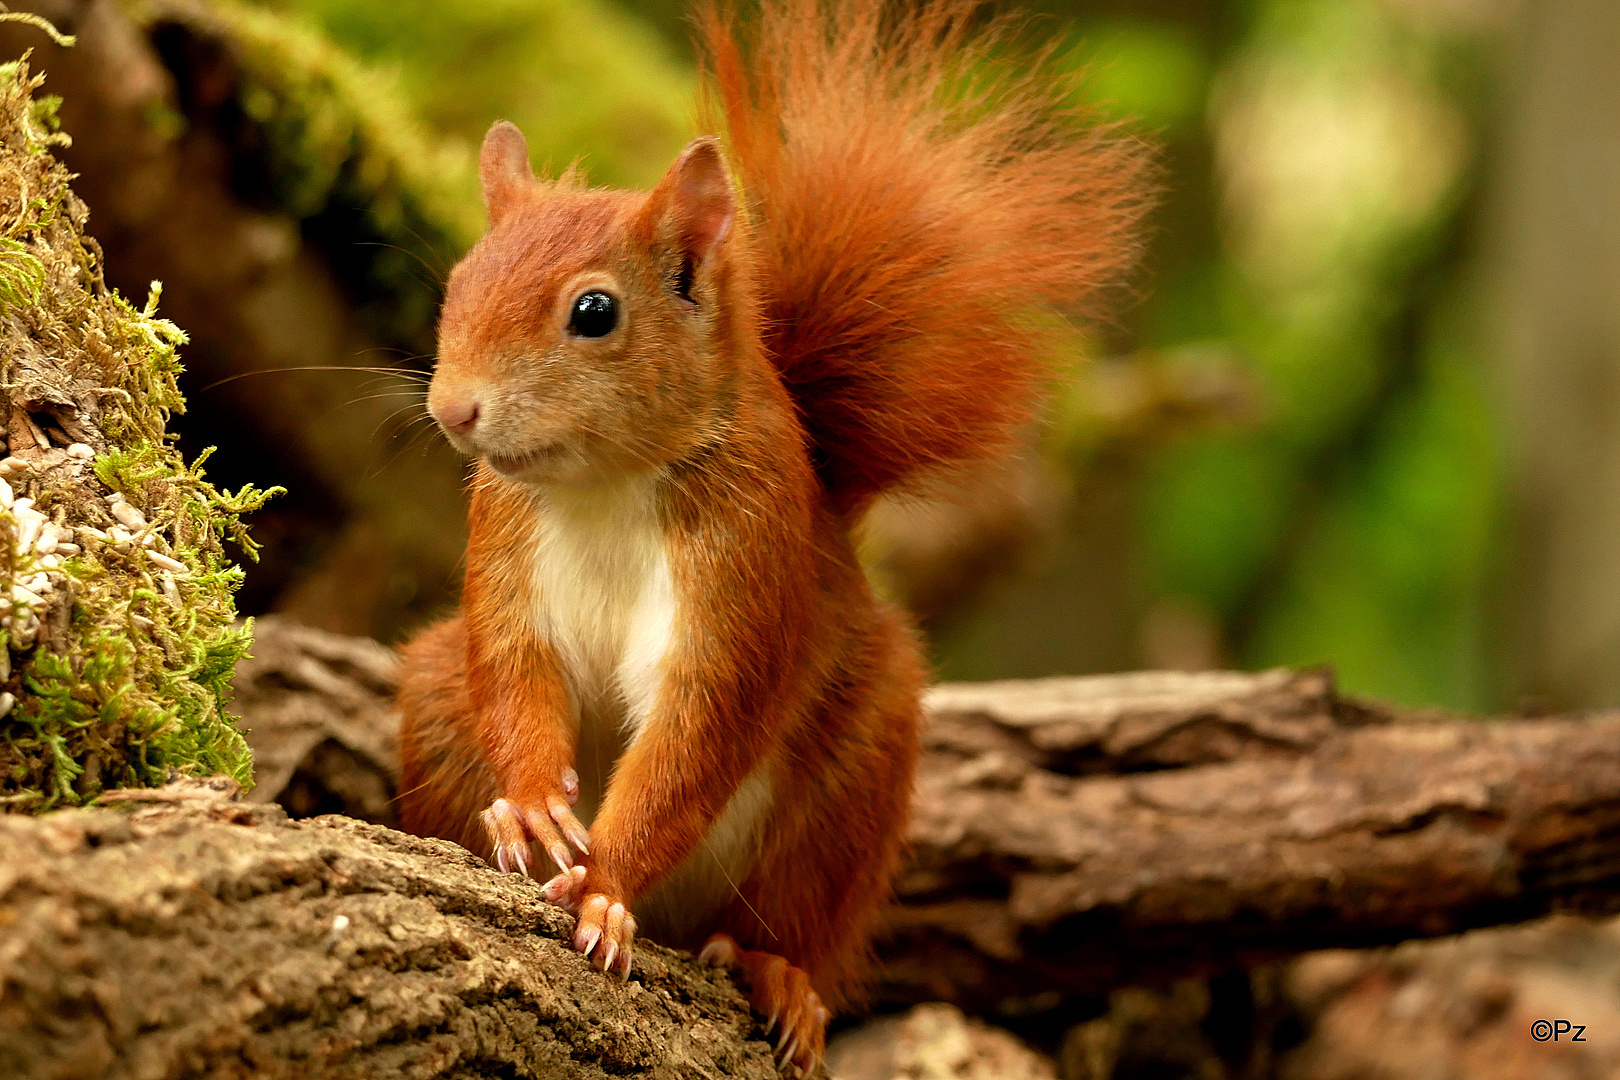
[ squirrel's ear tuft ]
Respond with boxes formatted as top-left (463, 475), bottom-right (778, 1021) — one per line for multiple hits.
top-left (480, 121), bottom-right (534, 225)
top-left (645, 137), bottom-right (736, 269)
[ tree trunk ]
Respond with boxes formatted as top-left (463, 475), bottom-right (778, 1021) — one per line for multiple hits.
top-left (1490, 0), bottom-right (1620, 710)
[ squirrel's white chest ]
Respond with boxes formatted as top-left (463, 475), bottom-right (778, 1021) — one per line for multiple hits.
top-left (520, 472), bottom-right (775, 935)
top-left (526, 475), bottom-right (676, 747)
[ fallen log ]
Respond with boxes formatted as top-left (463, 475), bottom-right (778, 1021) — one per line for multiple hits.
top-left (9, 620), bottom-right (1620, 1071)
top-left (229, 619), bottom-right (1620, 1015)
top-left (892, 672), bottom-right (1620, 1008)
top-left (0, 782), bottom-right (780, 1079)
top-left (232, 617), bottom-right (400, 827)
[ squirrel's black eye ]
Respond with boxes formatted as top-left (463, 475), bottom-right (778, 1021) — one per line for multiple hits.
top-left (568, 291), bottom-right (618, 338)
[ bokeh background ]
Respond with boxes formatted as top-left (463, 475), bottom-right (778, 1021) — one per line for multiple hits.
top-left (7, 0), bottom-right (1615, 717)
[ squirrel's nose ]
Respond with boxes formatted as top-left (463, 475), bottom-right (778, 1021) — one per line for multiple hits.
top-left (433, 396), bottom-right (480, 436)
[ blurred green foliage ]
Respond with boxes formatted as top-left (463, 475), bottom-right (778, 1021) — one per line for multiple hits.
top-left (1123, 0), bottom-right (1503, 709)
top-left (941, 0), bottom-right (1506, 709)
top-left (1062, 20), bottom-right (1212, 134)
top-left (251, 0), bottom-right (696, 189)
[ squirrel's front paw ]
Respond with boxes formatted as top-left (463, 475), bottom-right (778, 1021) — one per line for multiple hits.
top-left (569, 892), bottom-right (637, 978)
top-left (539, 869), bottom-right (636, 978)
top-left (479, 772), bottom-right (589, 876)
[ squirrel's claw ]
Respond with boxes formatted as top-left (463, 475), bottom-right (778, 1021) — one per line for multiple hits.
top-left (480, 776), bottom-right (592, 878)
top-left (573, 893), bottom-right (637, 978)
top-left (539, 796), bottom-right (590, 858)
top-left (775, 979), bottom-right (825, 1073)
top-left (495, 842), bottom-right (529, 877)
top-left (541, 864), bottom-right (588, 910)
top-left (700, 933), bottom-right (827, 1074)
top-left (482, 798), bottom-right (539, 877)
top-left (699, 933), bottom-right (740, 967)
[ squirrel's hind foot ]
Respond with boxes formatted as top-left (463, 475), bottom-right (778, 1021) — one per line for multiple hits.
top-left (701, 933), bottom-right (829, 1074)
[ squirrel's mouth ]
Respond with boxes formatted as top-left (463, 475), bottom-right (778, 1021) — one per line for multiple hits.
top-left (486, 443), bottom-right (564, 477)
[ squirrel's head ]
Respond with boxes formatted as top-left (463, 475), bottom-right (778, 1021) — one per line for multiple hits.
top-left (429, 121), bottom-right (742, 485)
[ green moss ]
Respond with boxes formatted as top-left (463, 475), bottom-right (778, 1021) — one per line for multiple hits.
top-left (0, 56), bottom-right (278, 811)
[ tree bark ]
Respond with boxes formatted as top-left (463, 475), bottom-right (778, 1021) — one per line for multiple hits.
top-left (0, 782), bottom-right (780, 1080)
top-left (226, 619), bottom-right (1620, 1017)
top-left (891, 671), bottom-right (1620, 1009)
top-left (232, 617), bottom-right (401, 827)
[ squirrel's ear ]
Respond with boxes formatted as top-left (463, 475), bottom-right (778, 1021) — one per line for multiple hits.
top-left (480, 121), bottom-right (534, 226)
top-left (644, 137), bottom-right (735, 269)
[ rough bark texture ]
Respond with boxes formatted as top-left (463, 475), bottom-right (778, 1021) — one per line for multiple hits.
top-left (0, 780), bottom-right (782, 1080)
top-left (1277, 915), bottom-right (1620, 1080)
top-left (891, 669), bottom-right (1620, 1008)
top-left (233, 617), bottom-right (400, 827)
top-left (225, 619), bottom-right (1620, 1018)
top-left (825, 1003), bottom-right (1058, 1080)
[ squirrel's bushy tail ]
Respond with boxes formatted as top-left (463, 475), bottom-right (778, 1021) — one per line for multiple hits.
top-left (699, 0), bottom-right (1152, 515)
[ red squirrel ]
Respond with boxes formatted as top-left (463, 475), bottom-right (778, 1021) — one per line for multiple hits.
top-left (395, 0), bottom-right (1148, 1069)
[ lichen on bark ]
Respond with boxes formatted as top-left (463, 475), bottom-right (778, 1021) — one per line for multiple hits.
top-left (0, 51), bottom-right (278, 811)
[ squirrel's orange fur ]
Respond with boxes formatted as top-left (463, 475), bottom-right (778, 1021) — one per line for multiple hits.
top-left (701, 0), bottom-right (1148, 513)
top-left (395, 0), bottom-right (1149, 1069)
